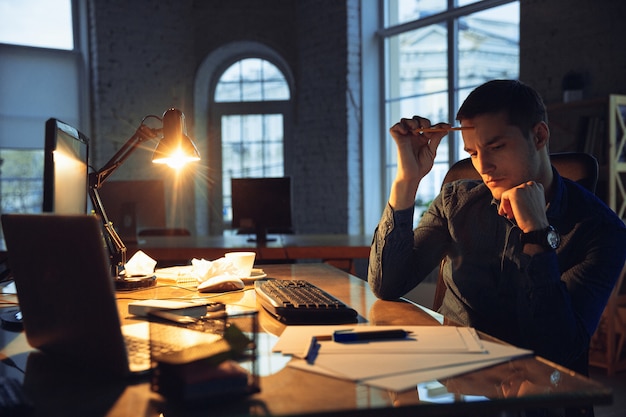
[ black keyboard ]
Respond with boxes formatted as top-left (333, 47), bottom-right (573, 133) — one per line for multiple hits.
top-left (254, 279), bottom-right (358, 324)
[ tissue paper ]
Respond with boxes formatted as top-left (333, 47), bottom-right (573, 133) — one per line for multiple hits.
top-left (192, 257), bottom-right (240, 284)
top-left (124, 250), bottom-right (157, 276)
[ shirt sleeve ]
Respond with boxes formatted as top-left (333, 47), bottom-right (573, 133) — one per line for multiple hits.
top-left (512, 223), bottom-right (626, 370)
top-left (368, 202), bottom-right (447, 300)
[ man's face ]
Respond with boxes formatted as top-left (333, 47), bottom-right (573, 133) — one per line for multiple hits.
top-left (461, 112), bottom-right (540, 200)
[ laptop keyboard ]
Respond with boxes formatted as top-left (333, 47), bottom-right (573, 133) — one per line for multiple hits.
top-left (123, 322), bottom-right (224, 371)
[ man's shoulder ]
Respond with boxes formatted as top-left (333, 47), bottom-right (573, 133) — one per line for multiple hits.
top-left (441, 179), bottom-right (489, 200)
top-left (561, 178), bottom-right (626, 231)
top-left (439, 179), bottom-right (491, 214)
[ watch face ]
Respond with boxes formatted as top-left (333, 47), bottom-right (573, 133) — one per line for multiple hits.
top-left (547, 229), bottom-right (561, 249)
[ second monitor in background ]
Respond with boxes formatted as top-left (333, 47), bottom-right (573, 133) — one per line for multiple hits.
top-left (97, 180), bottom-right (167, 241)
top-left (231, 177), bottom-right (293, 243)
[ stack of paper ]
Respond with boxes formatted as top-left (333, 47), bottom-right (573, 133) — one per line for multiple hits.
top-left (273, 325), bottom-right (532, 392)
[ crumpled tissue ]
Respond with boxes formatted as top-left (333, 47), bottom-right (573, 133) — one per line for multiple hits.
top-left (124, 250), bottom-right (158, 276)
top-left (135, 252), bottom-right (244, 287)
top-left (191, 257), bottom-right (241, 284)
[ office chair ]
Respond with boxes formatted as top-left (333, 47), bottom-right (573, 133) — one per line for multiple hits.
top-left (432, 152), bottom-right (599, 311)
top-left (137, 228), bottom-right (191, 237)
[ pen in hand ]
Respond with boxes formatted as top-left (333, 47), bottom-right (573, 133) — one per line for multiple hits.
top-left (412, 126), bottom-right (474, 134)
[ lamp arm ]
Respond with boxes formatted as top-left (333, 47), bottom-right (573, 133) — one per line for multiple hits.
top-left (91, 123), bottom-right (160, 188)
top-left (88, 122), bottom-right (160, 277)
top-left (88, 185), bottom-right (126, 276)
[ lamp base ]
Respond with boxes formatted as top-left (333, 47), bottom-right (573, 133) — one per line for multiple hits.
top-left (115, 274), bottom-right (157, 291)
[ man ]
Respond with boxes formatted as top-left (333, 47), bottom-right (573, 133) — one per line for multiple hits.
top-left (368, 80), bottom-right (626, 380)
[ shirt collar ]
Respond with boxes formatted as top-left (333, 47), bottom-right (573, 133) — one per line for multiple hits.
top-left (546, 166), bottom-right (566, 221)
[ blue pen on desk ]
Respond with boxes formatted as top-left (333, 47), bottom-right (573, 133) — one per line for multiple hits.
top-left (333, 328), bottom-right (411, 343)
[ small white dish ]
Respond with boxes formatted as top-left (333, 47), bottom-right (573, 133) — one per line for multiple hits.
top-left (242, 269), bottom-right (267, 282)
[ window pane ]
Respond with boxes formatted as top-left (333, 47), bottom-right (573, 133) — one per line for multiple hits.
top-left (387, 0), bottom-right (446, 27)
top-left (389, 27), bottom-right (448, 100)
top-left (458, 2), bottom-right (519, 90)
top-left (215, 58), bottom-right (289, 102)
top-left (0, 149), bottom-right (44, 214)
top-left (0, 0), bottom-right (73, 50)
top-left (456, 2), bottom-right (519, 157)
top-left (457, 0), bottom-right (481, 6)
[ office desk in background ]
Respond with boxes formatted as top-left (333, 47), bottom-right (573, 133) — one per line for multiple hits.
top-left (0, 263), bottom-right (612, 417)
top-left (129, 234), bottom-right (372, 273)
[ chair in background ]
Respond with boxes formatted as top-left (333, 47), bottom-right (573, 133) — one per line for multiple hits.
top-left (137, 228), bottom-right (191, 237)
top-left (432, 152), bottom-right (600, 311)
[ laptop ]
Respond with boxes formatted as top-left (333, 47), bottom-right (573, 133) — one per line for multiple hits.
top-left (1, 213), bottom-right (151, 378)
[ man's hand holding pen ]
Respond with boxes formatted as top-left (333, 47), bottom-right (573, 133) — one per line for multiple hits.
top-left (389, 116), bottom-right (449, 183)
top-left (388, 116), bottom-right (473, 211)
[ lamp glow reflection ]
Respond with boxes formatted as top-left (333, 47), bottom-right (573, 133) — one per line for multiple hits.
top-left (89, 108), bottom-right (200, 289)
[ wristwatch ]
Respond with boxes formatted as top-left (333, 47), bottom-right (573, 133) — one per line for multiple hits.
top-left (520, 225), bottom-right (561, 250)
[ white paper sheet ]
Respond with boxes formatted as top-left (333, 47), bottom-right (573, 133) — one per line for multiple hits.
top-left (287, 340), bottom-right (532, 392)
top-left (274, 325), bottom-right (532, 392)
top-left (274, 325), bottom-right (485, 356)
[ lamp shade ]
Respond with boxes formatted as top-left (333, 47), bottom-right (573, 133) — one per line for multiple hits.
top-left (152, 108), bottom-right (200, 168)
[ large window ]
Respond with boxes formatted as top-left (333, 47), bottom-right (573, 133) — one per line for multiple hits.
top-left (0, 0), bottom-right (85, 220)
top-left (381, 0), bottom-right (519, 221)
top-left (0, 0), bottom-right (73, 50)
top-left (211, 58), bottom-right (291, 232)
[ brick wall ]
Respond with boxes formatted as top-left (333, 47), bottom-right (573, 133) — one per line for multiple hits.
top-left (88, 0), bottom-right (359, 235)
top-left (520, 0), bottom-right (626, 103)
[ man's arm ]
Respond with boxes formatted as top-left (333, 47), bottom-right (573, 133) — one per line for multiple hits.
top-left (388, 116), bottom-right (448, 210)
top-left (369, 117), bottom-right (449, 300)
top-left (513, 220), bottom-right (626, 371)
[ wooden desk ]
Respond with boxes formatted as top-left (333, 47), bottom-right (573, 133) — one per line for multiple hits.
top-left (128, 234), bottom-right (372, 273)
top-left (0, 264), bottom-right (612, 416)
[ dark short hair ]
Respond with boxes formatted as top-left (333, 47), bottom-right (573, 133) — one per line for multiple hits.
top-left (456, 80), bottom-right (547, 136)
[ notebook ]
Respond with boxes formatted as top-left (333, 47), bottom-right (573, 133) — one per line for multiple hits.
top-left (1, 213), bottom-right (152, 378)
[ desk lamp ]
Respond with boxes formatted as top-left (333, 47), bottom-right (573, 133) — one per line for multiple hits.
top-left (89, 108), bottom-right (200, 290)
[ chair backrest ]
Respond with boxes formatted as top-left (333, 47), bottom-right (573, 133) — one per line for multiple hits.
top-left (137, 228), bottom-right (191, 237)
top-left (432, 152), bottom-right (599, 311)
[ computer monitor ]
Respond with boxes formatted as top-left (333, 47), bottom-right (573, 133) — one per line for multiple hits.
top-left (231, 177), bottom-right (293, 243)
top-left (97, 180), bottom-right (167, 240)
top-left (42, 118), bottom-right (90, 214)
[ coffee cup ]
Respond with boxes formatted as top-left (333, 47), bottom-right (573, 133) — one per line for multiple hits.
top-left (225, 251), bottom-right (256, 278)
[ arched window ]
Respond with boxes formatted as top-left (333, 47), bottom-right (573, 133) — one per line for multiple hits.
top-left (195, 44), bottom-right (293, 236)
top-left (215, 58), bottom-right (291, 231)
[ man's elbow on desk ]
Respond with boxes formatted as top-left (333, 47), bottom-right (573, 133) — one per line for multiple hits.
top-left (368, 274), bottom-right (409, 301)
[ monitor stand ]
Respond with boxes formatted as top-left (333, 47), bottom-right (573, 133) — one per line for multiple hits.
top-left (246, 226), bottom-right (276, 244)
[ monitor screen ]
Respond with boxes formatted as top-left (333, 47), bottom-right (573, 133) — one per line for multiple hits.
top-left (42, 118), bottom-right (89, 214)
top-left (231, 177), bottom-right (292, 243)
top-left (97, 180), bottom-right (167, 240)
